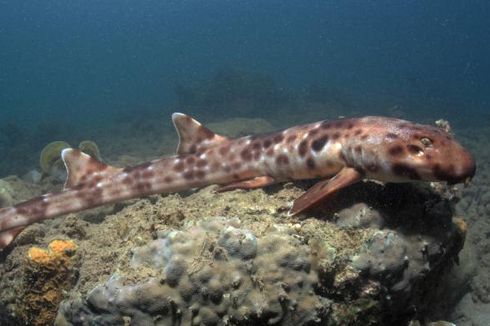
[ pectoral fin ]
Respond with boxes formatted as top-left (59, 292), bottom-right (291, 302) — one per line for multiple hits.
top-left (216, 176), bottom-right (276, 192)
top-left (289, 167), bottom-right (362, 216)
top-left (0, 226), bottom-right (25, 250)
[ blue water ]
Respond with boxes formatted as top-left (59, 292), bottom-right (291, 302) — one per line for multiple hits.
top-left (0, 0), bottom-right (489, 176)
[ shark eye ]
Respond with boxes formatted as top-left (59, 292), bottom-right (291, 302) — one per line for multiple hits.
top-left (420, 137), bottom-right (432, 147)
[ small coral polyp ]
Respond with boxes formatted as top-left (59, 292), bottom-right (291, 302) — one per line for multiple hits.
top-left (27, 239), bottom-right (77, 266)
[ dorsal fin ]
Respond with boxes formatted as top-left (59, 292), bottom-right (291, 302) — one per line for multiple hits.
top-left (61, 148), bottom-right (122, 189)
top-left (172, 112), bottom-right (229, 154)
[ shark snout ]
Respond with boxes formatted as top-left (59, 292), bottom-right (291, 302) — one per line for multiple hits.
top-left (457, 152), bottom-right (476, 183)
top-left (433, 151), bottom-right (476, 184)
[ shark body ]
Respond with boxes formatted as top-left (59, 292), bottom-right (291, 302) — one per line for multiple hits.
top-left (0, 113), bottom-right (476, 249)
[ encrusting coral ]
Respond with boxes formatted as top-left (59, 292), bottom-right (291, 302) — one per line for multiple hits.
top-left (27, 239), bottom-right (77, 266)
top-left (16, 240), bottom-right (79, 326)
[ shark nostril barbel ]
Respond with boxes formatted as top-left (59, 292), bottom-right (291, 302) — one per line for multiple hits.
top-left (0, 114), bottom-right (476, 250)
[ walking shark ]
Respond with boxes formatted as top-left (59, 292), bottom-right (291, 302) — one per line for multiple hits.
top-left (0, 113), bottom-right (476, 250)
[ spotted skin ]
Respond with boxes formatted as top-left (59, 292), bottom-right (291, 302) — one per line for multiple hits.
top-left (0, 114), bottom-right (476, 249)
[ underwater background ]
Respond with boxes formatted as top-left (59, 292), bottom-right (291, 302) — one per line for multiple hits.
top-left (1, 0), bottom-right (490, 176)
top-left (1, 0), bottom-right (490, 324)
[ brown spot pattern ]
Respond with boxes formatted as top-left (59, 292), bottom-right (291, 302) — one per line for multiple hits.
top-left (211, 162), bottom-right (220, 172)
top-left (389, 145), bottom-right (404, 157)
top-left (321, 121), bottom-right (332, 129)
top-left (122, 176), bottom-right (133, 185)
top-left (219, 145), bottom-right (230, 155)
top-left (306, 158), bottom-right (316, 169)
top-left (196, 159), bottom-right (208, 168)
top-left (136, 182), bottom-right (152, 193)
top-left (199, 126), bottom-right (215, 139)
top-left (298, 140), bottom-right (308, 157)
top-left (173, 161), bottom-right (185, 172)
top-left (308, 129), bottom-right (319, 137)
top-left (286, 135), bottom-right (297, 143)
top-left (386, 132), bottom-right (398, 139)
top-left (262, 139), bottom-right (271, 149)
top-left (273, 134), bottom-right (284, 144)
top-left (276, 154), bottom-right (289, 165)
top-left (141, 169), bottom-right (154, 179)
top-left (195, 170), bottom-right (206, 179)
top-left (392, 163), bottom-right (419, 180)
top-left (183, 170), bottom-right (194, 180)
top-left (16, 197), bottom-right (49, 216)
top-left (240, 148), bottom-right (253, 161)
top-left (312, 136), bottom-right (329, 152)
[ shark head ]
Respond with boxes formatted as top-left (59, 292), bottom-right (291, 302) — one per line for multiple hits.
top-left (381, 120), bottom-right (475, 184)
top-left (344, 117), bottom-right (476, 184)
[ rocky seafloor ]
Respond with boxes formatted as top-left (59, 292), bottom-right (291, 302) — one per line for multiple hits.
top-left (0, 174), bottom-right (469, 325)
top-left (449, 125), bottom-right (490, 325)
top-left (0, 114), bottom-right (487, 325)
